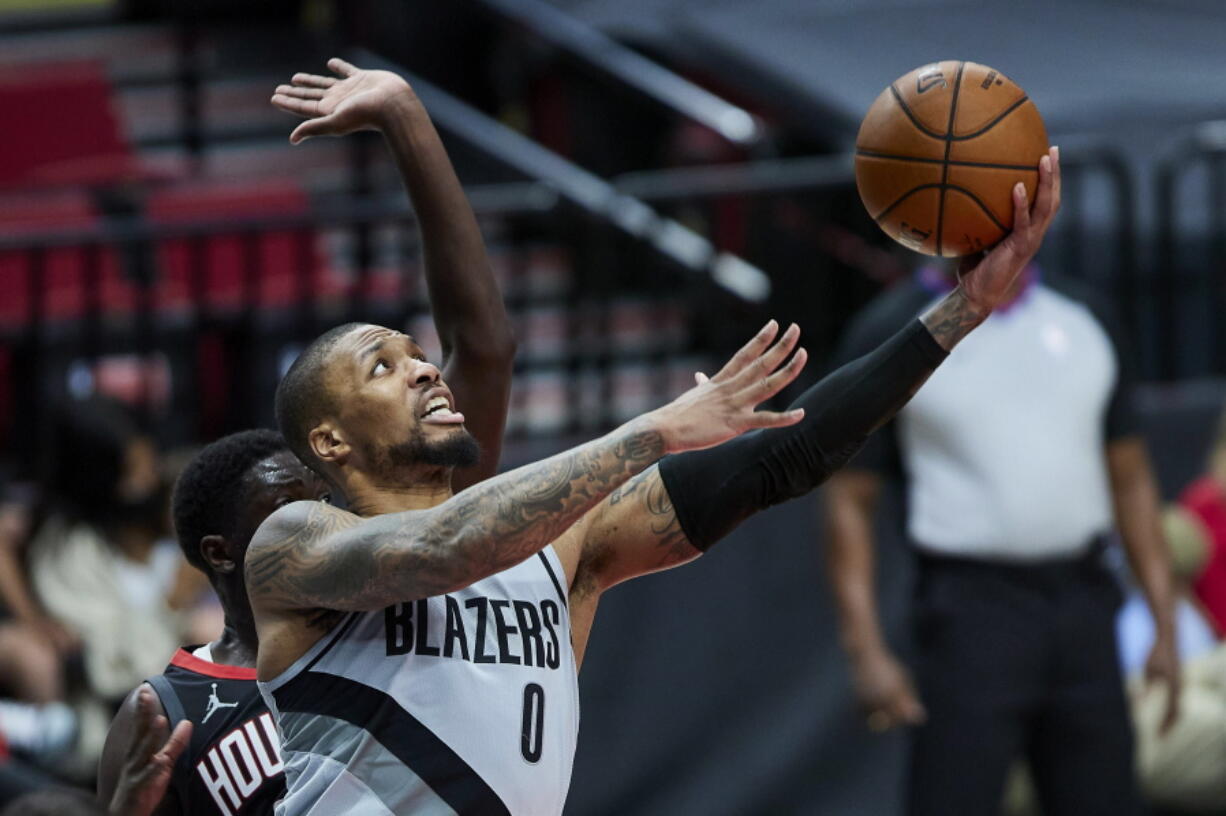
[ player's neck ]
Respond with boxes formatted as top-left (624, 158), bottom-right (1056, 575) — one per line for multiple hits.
top-left (210, 621), bottom-right (258, 668)
top-left (346, 483), bottom-right (454, 516)
top-left (210, 583), bottom-right (259, 667)
top-left (341, 463), bottom-right (454, 516)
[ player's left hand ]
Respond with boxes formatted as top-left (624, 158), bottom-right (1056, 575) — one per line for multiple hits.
top-left (272, 58), bottom-right (415, 144)
top-left (108, 686), bottom-right (193, 816)
top-left (957, 145), bottom-right (1061, 315)
top-left (1145, 631), bottom-right (1182, 736)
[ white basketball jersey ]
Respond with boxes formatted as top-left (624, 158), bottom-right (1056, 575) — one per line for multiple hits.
top-left (258, 547), bottom-right (579, 816)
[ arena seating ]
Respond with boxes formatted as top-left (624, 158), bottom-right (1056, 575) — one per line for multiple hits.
top-left (0, 21), bottom-right (707, 451)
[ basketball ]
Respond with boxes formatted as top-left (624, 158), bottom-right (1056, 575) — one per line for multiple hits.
top-left (855, 61), bottom-right (1049, 257)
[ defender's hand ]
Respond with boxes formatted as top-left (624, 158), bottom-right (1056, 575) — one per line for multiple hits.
top-left (958, 145), bottom-right (1062, 316)
top-left (647, 320), bottom-right (807, 454)
top-left (272, 58), bottom-right (415, 144)
top-left (852, 647), bottom-right (927, 732)
top-left (109, 686), bottom-right (193, 816)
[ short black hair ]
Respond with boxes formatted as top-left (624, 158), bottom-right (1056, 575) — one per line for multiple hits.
top-left (172, 429), bottom-right (288, 574)
top-left (275, 322), bottom-right (367, 470)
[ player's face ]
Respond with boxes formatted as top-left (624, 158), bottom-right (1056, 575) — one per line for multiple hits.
top-left (329, 325), bottom-right (479, 473)
top-left (235, 451), bottom-right (330, 561)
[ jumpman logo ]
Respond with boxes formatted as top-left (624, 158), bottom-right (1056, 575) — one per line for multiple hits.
top-left (202, 682), bottom-right (239, 724)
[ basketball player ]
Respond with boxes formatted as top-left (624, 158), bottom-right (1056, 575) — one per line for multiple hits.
top-left (96, 54), bottom-right (515, 815)
top-left (249, 59), bottom-right (1060, 815)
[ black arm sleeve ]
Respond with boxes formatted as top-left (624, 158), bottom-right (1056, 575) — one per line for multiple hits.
top-left (658, 318), bottom-right (947, 551)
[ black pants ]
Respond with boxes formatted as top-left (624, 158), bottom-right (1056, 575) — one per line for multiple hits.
top-left (907, 546), bottom-right (1141, 816)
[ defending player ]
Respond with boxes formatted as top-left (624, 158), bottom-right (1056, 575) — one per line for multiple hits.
top-left (96, 54), bottom-right (515, 816)
top-left (249, 60), bottom-right (1059, 814)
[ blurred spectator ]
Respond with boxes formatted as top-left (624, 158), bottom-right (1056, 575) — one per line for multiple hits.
top-left (0, 491), bottom-right (75, 704)
top-left (0, 477), bottom-right (77, 804)
top-left (26, 397), bottom-right (208, 766)
top-left (1120, 414), bottom-right (1226, 814)
top-left (1174, 408), bottom-right (1226, 635)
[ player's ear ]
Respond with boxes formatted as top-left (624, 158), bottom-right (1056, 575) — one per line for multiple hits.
top-left (309, 422), bottom-right (350, 466)
top-left (200, 534), bottom-right (236, 575)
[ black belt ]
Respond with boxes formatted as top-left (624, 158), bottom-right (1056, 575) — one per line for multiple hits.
top-left (913, 534), bottom-right (1112, 587)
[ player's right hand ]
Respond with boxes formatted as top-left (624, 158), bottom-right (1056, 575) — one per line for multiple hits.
top-left (851, 647), bottom-right (927, 732)
top-left (646, 320), bottom-right (806, 454)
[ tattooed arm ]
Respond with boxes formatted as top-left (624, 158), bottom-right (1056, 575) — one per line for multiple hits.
top-left (246, 320), bottom-right (806, 614)
top-left (247, 425), bottom-right (664, 611)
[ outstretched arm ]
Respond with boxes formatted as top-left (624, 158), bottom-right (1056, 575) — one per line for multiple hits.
top-left (273, 58), bottom-right (515, 491)
top-left (246, 321), bottom-right (806, 614)
top-left (560, 147), bottom-right (1062, 632)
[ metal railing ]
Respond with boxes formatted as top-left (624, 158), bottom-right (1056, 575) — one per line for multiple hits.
top-left (605, 145), bottom-right (1138, 367)
top-left (0, 185), bottom-right (723, 460)
top-left (354, 50), bottom-right (771, 304)
top-left (0, 45), bottom-right (782, 461)
top-left (1154, 121), bottom-right (1226, 380)
top-left (471, 0), bottom-right (765, 149)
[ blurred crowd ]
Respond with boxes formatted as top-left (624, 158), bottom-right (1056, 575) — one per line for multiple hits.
top-left (0, 395), bottom-right (220, 808)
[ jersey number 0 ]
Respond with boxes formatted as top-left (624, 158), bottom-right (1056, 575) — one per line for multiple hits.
top-left (521, 683), bottom-right (545, 763)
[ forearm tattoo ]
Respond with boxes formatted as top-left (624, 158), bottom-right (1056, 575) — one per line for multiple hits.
top-left (572, 466), bottom-right (698, 605)
top-left (920, 288), bottom-right (985, 351)
top-left (609, 467), bottom-right (695, 570)
top-left (246, 427), bottom-right (665, 612)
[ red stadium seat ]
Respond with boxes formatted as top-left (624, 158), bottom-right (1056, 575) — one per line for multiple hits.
top-left (0, 60), bottom-right (159, 190)
top-left (145, 179), bottom-right (318, 312)
top-left (0, 189), bottom-right (128, 328)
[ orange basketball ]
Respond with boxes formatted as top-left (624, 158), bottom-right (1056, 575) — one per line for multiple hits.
top-left (854, 61), bottom-right (1049, 257)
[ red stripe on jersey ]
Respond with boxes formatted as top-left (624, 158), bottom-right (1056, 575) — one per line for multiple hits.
top-left (170, 648), bottom-right (258, 680)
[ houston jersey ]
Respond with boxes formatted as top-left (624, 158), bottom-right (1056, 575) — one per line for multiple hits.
top-left (147, 650), bottom-right (285, 816)
top-left (259, 547), bottom-right (579, 816)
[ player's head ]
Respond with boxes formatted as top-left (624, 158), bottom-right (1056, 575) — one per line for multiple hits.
top-left (274, 322), bottom-right (479, 492)
top-left (172, 429), bottom-right (329, 593)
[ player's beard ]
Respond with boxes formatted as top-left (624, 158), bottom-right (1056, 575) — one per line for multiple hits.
top-left (371, 425), bottom-right (481, 475)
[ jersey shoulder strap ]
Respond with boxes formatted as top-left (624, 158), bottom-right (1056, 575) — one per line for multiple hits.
top-left (146, 674), bottom-right (186, 723)
top-left (144, 673), bottom-right (192, 799)
top-left (537, 550), bottom-right (567, 607)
